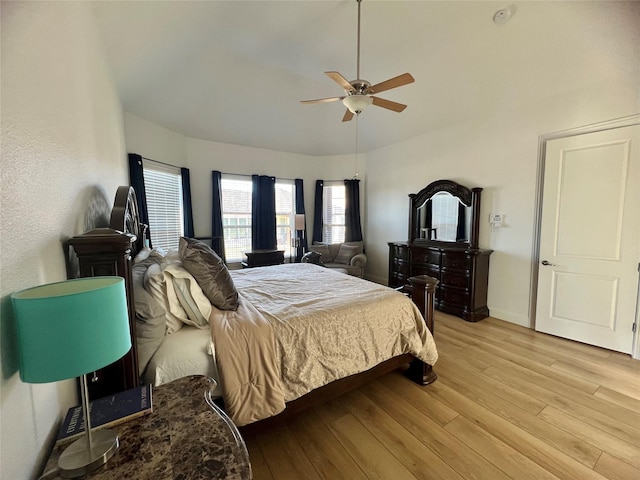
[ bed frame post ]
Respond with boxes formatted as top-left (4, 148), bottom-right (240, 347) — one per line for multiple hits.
top-left (404, 275), bottom-right (438, 385)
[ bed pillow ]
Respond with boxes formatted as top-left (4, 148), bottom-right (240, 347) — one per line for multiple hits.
top-left (131, 258), bottom-right (167, 375)
top-left (309, 243), bottom-right (332, 262)
top-left (163, 264), bottom-right (212, 328)
top-left (334, 244), bottom-right (360, 264)
top-left (343, 241), bottom-right (364, 254)
top-left (144, 263), bottom-right (186, 334)
top-left (179, 237), bottom-right (239, 311)
top-left (133, 247), bottom-right (152, 264)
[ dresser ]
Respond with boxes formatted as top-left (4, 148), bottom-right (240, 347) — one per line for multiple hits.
top-left (390, 178), bottom-right (494, 323)
top-left (42, 376), bottom-right (252, 479)
top-left (389, 242), bottom-right (492, 322)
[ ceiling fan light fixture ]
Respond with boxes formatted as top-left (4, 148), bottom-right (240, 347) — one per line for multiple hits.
top-left (342, 94), bottom-right (373, 114)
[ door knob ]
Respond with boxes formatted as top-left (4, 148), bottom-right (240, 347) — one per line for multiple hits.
top-left (541, 260), bottom-right (556, 266)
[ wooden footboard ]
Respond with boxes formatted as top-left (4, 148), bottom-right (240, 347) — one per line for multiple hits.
top-left (398, 275), bottom-right (439, 386)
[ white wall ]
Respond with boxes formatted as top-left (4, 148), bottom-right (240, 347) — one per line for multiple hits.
top-left (365, 76), bottom-right (639, 326)
top-left (123, 113), bottom-right (360, 242)
top-left (0, 2), bottom-right (127, 478)
top-left (124, 70), bottom-right (638, 331)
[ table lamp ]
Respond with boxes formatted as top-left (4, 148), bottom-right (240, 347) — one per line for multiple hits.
top-left (294, 214), bottom-right (305, 261)
top-left (12, 277), bottom-right (131, 478)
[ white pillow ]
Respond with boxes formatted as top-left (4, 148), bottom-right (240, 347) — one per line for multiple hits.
top-left (144, 263), bottom-right (185, 334)
top-left (133, 247), bottom-right (152, 264)
top-left (163, 264), bottom-right (212, 328)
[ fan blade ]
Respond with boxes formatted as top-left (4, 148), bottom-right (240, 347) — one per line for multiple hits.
top-left (368, 73), bottom-right (414, 95)
top-left (342, 109), bottom-right (354, 122)
top-left (371, 96), bottom-right (407, 112)
top-left (325, 71), bottom-right (355, 93)
top-left (300, 96), bottom-right (343, 104)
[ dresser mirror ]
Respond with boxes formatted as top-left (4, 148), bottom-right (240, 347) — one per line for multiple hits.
top-left (409, 180), bottom-right (482, 249)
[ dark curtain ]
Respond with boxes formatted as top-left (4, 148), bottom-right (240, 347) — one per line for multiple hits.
top-left (180, 168), bottom-right (194, 238)
top-left (294, 179), bottom-right (308, 261)
top-left (312, 180), bottom-right (324, 244)
top-left (127, 153), bottom-right (152, 247)
top-left (211, 171), bottom-right (226, 261)
top-left (344, 179), bottom-right (363, 242)
top-left (251, 175), bottom-right (276, 250)
top-left (456, 203), bottom-right (467, 242)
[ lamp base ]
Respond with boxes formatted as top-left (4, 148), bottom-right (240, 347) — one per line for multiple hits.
top-left (58, 429), bottom-right (119, 478)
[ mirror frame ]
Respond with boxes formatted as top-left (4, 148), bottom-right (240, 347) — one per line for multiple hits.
top-left (408, 179), bottom-right (482, 249)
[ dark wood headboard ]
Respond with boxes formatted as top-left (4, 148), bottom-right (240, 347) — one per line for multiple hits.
top-left (67, 186), bottom-right (144, 400)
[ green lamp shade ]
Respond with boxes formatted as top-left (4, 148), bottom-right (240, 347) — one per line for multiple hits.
top-left (12, 277), bottom-right (131, 384)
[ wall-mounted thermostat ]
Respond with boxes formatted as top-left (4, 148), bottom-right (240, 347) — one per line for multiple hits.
top-left (490, 213), bottom-right (504, 231)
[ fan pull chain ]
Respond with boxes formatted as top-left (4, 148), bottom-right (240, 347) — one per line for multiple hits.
top-left (354, 115), bottom-right (360, 178)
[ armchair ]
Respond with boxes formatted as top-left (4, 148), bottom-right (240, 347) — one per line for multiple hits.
top-left (308, 241), bottom-right (367, 278)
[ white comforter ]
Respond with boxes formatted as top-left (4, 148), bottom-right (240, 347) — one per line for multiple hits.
top-left (209, 263), bottom-right (438, 426)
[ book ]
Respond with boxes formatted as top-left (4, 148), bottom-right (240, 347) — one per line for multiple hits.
top-left (56, 384), bottom-right (153, 447)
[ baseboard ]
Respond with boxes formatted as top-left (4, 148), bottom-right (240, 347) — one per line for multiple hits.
top-left (488, 308), bottom-right (532, 329)
top-left (365, 274), bottom-right (387, 285)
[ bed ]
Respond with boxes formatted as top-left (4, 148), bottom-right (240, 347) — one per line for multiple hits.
top-left (74, 186), bottom-right (439, 427)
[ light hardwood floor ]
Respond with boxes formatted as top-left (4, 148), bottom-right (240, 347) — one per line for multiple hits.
top-left (242, 313), bottom-right (640, 480)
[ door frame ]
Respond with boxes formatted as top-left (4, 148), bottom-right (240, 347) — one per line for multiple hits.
top-left (530, 113), bottom-right (640, 359)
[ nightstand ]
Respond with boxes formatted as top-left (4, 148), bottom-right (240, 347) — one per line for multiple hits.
top-left (241, 249), bottom-right (284, 268)
top-left (42, 376), bottom-right (252, 479)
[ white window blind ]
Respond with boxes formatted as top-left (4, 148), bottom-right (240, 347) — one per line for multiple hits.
top-left (221, 176), bottom-right (252, 263)
top-left (322, 182), bottom-right (346, 244)
top-left (143, 161), bottom-right (183, 252)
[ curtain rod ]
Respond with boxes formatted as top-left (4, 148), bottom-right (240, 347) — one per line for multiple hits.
top-left (140, 156), bottom-right (183, 170)
top-left (322, 179), bottom-right (361, 183)
top-left (216, 171), bottom-right (300, 183)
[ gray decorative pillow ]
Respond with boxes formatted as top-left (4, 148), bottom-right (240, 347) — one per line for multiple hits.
top-left (131, 259), bottom-right (167, 375)
top-left (179, 237), bottom-right (239, 311)
top-left (309, 244), bottom-right (331, 262)
top-left (301, 251), bottom-right (324, 265)
top-left (334, 244), bottom-right (360, 264)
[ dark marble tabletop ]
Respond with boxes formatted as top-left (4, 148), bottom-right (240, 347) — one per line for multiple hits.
top-left (42, 375), bottom-right (252, 479)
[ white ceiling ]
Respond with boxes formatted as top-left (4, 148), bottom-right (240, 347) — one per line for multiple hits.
top-left (92, 1), bottom-right (640, 157)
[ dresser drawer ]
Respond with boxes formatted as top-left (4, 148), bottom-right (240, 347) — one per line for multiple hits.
top-left (390, 245), bottom-right (409, 261)
top-left (441, 270), bottom-right (470, 289)
top-left (412, 264), bottom-right (440, 278)
top-left (411, 249), bottom-right (441, 266)
top-left (440, 286), bottom-right (469, 306)
top-left (442, 252), bottom-right (471, 271)
top-left (390, 271), bottom-right (409, 287)
top-left (391, 259), bottom-right (410, 276)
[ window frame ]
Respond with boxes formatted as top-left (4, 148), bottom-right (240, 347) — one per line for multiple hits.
top-left (220, 174), bottom-right (297, 263)
top-left (322, 182), bottom-right (346, 244)
top-left (143, 161), bottom-right (184, 252)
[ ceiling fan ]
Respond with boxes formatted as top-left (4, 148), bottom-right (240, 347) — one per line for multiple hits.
top-left (301, 0), bottom-right (414, 122)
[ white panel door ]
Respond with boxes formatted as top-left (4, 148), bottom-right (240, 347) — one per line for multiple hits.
top-left (536, 125), bottom-right (640, 353)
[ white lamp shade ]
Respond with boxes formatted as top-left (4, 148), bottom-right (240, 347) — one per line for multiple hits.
top-left (295, 214), bottom-right (305, 231)
top-left (342, 94), bottom-right (373, 114)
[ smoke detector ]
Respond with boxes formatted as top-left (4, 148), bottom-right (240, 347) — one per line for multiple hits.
top-left (493, 5), bottom-right (517, 25)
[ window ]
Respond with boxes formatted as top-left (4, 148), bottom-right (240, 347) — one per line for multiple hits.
top-left (221, 176), bottom-right (252, 263)
top-left (431, 192), bottom-right (461, 242)
top-left (143, 162), bottom-right (183, 251)
top-left (275, 180), bottom-right (295, 258)
top-left (220, 175), bottom-right (296, 262)
top-left (322, 182), bottom-right (346, 244)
